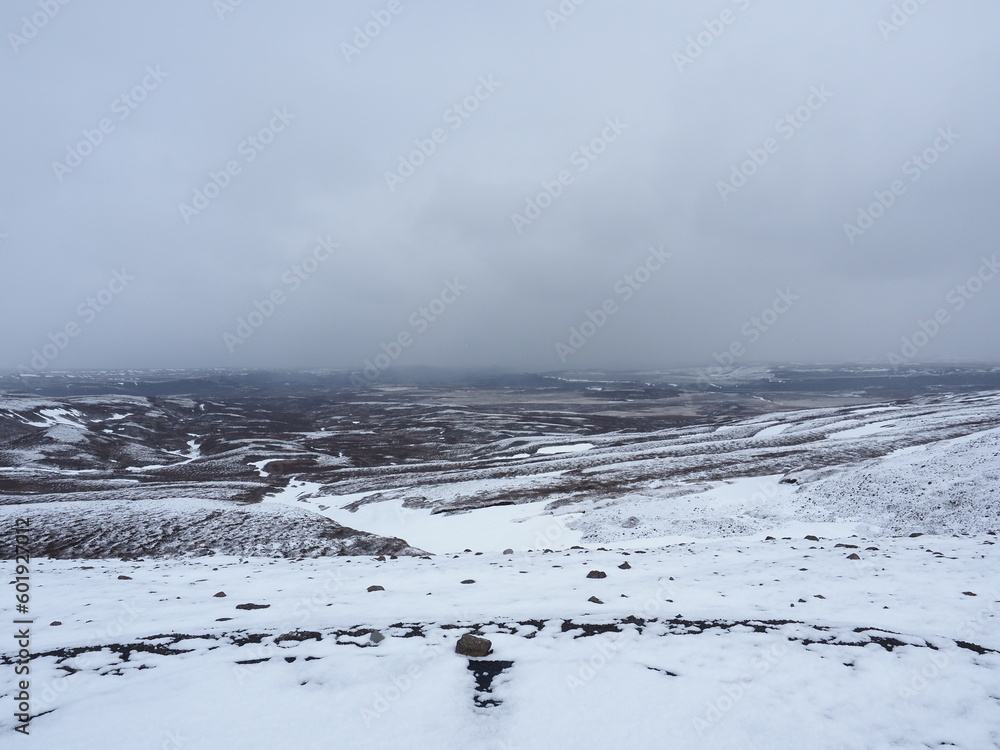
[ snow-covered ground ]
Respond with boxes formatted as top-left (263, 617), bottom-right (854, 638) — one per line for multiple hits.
top-left (3, 387), bottom-right (1000, 747)
top-left (5, 535), bottom-right (999, 749)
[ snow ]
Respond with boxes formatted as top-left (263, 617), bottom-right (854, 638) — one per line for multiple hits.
top-left (266, 480), bottom-right (584, 553)
top-left (5, 389), bottom-right (1000, 747)
top-left (827, 420), bottom-right (897, 439)
top-left (8, 534), bottom-right (999, 749)
top-left (753, 422), bottom-right (789, 438)
top-left (535, 443), bottom-right (595, 455)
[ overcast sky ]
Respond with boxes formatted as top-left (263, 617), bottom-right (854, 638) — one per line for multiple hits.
top-left (2, 0), bottom-right (998, 375)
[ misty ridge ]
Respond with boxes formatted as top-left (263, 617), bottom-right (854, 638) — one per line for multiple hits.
top-left (2, 2), bottom-right (999, 749)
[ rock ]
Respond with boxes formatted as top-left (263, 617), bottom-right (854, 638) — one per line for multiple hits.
top-left (216, 617), bottom-right (232, 622)
top-left (764, 536), bottom-right (776, 541)
top-left (461, 579), bottom-right (476, 584)
top-left (456, 633), bottom-right (492, 657)
top-left (376, 556), bottom-right (386, 562)
top-left (502, 548), bottom-right (514, 555)
top-left (804, 535), bottom-right (820, 542)
top-left (588, 596), bottom-right (604, 604)
top-left (618, 562), bottom-right (631, 570)
top-left (846, 553), bottom-right (861, 560)
top-left (586, 570), bottom-right (607, 579)
top-left (370, 630), bottom-right (385, 644)
top-left (834, 544), bottom-right (858, 549)
top-left (235, 603), bottom-right (270, 610)
top-left (909, 532), bottom-right (924, 538)
top-left (367, 585), bottom-right (385, 592)
top-left (50, 621), bottom-right (62, 626)
top-left (118, 575), bottom-right (132, 580)
top-left (213, 591), bottom-right (227, 597)
top-left (963, 591), bottom-right (977, 596)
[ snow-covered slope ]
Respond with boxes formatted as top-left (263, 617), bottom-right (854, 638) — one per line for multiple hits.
top-left (4, 536), bottom-right (998, 749)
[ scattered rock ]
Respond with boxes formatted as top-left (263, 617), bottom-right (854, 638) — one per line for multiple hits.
top-left (963, 591), bottom-right (977, 596)
top-left (846, 553), bottom-right (861, 560)
top-left (213, 591), bottom-right (227, 597)
top-left (216, 617), bottom-right (232, 622)
top-left (804, 535), bottom-right (820, 542)
top-left (456, 633), bottom-right (492, 657)
top-left (588, 596), bottom-right (604, 604)
top-left (461, 579), bottom-right (476, 584)
top-left (367, 585), bottom-right (385, 592)
top-left (587, 570), bottom-right (607, 579)
top-left (834, 544), bottom-right (858, 549)
top-left (118, 575), bottom-right (132, 580)
top-left (503, 548), bottom-right (514, 555)
top-left (50, 621), bottom-right (62, 626)
top-left (765, 536), bottom-right (776, 541)
top-left (376, 556), bottom-right (386, 562)
top-left (618, 562), bottom-right (631, 570)
top-left (909, 532), bottom-right (924, 538)
top-left (235, 603), bottom-right (270, 610)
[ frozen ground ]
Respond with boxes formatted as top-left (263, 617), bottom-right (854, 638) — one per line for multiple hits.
top-left (3, 536), bottom-right (998, 749)
top-left (2, 374), bottom-right (1000, 747)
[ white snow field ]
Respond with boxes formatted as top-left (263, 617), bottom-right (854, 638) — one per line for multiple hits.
top-left (2, 389), bottom-right (1000, 748)
top-left (7, 538), bottom-right (1000, 749)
